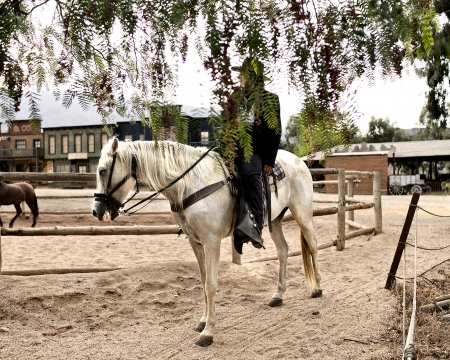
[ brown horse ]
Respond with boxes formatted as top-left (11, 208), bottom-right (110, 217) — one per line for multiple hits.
top-left (0, 182), bottom-right (39, 228)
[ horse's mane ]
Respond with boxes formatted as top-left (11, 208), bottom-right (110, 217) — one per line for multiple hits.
top-left (101, 139), bottom-right (216, 205)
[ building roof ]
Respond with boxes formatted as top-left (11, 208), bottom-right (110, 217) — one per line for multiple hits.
top-left (302, 139), bottom-right (450, 161)
top-left (8, 92), bottom-right (212, 129)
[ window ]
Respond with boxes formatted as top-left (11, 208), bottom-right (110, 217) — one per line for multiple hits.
top-left (201, 131), bottom-right (209, 145)
top-left (15, 140), bottom-right (26, 149)
top-left (61, 135), bottom-right (68, 154)
top-left (88, 134), bottom-right (95, 153)
top-left (124, 134), bottom-right (132, 141)
top-left (55, 164), bottom-right (70, 172)
top-left (139, 133), bottom-right (145, 141)
top-left (74, 134), bottom-right (82, 153)
top-left (49, 136), bottom-right (56, 154)
top-left (101, 133), bottom-right (108, 149)
top-left (78, 165), bottom-right (87, 173)
top-left (33, 139), bottom-right (41, 148)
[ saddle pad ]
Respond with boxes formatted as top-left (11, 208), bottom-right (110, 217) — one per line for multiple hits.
top-left (269, 161), bottom-right (286, 186)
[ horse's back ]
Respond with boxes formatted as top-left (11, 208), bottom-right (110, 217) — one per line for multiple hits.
top-left (276, 150), bottom-right (313, 186)
top-left (0, 182), bottom-right (35, 205)
top-left (272, 150), bottom-right (314, 215)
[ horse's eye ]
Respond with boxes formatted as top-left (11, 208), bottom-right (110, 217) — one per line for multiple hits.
top-left (99, 169), bottom-right (106, 176)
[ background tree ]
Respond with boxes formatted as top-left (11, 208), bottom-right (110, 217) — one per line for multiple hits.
top-left (0, 0), bottom-right (444, 161)
top-left (283, 114), bottom-right (300, 153)
top-left (364, 117), bottom-right (409, 143)
top-left (414, 105), bottom-right (450, 140)
top-left (421, 0), bottom-right (450, 129)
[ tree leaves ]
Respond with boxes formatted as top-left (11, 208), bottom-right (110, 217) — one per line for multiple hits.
top-left (0, 0), bottom-right (447, 159)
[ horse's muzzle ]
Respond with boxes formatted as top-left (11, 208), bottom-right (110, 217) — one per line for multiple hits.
top-left (92, 201), bottom-right (120, 221)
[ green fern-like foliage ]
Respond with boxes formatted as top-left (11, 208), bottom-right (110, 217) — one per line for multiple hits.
top-left (295, 99), bottom-right (358, 164)
top-left (0, 0), bottom-right (445, 159)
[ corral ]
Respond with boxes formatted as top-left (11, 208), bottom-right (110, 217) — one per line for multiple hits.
top-left (0, 182), bottom-right (449, 358)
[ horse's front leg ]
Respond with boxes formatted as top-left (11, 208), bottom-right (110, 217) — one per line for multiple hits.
top-left (187, 237), bottom-right (207, 332)
top-left (268, 217), bottom-right (288, 307)
top-left (197, 239), bottom-right (221, 347)
top-left (188, 236), bottom-right (221, 347)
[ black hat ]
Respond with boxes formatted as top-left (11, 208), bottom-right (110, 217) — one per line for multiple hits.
top-left (232, 58), bottom-right (270, 81)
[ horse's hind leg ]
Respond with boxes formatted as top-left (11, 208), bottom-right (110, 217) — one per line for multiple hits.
top-left (290, 206), bottom-right (322, 298)
top-left (268, 215), bottom-right (289, 307)
top-left (25, 198), bottom-right (37, 227)
top-left (299, 220), bottom-right (322, 297)
top-left (9, 203), bottom-right (22, 228)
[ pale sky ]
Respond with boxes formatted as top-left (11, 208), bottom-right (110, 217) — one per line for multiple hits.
top-left (34, 4), bottom-right (431, 136)
top-left (177, 52), bottom-right (430, 136)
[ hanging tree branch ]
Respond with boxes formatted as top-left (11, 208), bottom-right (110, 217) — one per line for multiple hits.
top-left (0, 0), bottom-right (447, 158)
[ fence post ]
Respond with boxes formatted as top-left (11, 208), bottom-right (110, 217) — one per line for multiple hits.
top-left (231, 236), bottom-right (241, 265)
top-left (373, 172), bottom-right (382, 233)
top-left (21, 201), bottom-right (26, 218)
top-left (347, 177), bottom-right (354, 221)
top-left (336, 168), bottom-right (346, 251)
top-left (0, 227), bottom-right (2, 274)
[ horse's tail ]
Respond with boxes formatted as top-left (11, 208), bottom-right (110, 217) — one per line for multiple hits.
top-left (33, 192), bottom-right (39, 219)
top-left (301, 233), bottom-right (317, 290)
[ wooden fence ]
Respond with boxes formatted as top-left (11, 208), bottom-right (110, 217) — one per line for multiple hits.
top-left (0, 169), bottom-right (382, 274)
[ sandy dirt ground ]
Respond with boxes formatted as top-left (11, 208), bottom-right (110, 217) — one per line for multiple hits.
top-left (0, 188), bottom-right (449, 359)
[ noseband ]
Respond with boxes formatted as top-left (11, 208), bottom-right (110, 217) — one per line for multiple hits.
top-left (94, 152), bottom-right (139, 212)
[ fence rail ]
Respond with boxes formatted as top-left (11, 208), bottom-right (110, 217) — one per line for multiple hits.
top-left (0, 168), bottom-right (382, 274)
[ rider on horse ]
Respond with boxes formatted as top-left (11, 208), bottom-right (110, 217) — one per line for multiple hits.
top-left (232, 58), bottom-right (282, 251)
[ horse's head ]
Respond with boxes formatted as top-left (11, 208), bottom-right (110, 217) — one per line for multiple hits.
top-left (92, 138), bottom-right (137, 221)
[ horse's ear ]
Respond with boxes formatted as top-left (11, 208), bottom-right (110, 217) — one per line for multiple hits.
top-left (110, 138), bottom-right (119, 155)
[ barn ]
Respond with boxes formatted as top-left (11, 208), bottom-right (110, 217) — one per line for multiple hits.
top-left (305, 139), bottom-right (450, 195)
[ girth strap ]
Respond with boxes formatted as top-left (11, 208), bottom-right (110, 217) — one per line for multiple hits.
top-left (170, 177), bottom-right (232, 212)
top-left (263, 175), bottom-right (272, 233)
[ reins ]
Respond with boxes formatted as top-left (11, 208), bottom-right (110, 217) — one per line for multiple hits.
top-left (122, 145), bottom-right (217, 215)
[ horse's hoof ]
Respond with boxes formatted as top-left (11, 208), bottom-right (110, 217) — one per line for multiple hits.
top-left (268, 298), bottom-right (283, 307)
top-left (8, 224), bottom-right (13, 228)
top-left (31, 224), bottom-right (35, 228)
top-left (195, 322), bottom-right (206, 333)
top-left (311, 289), bottom-right (323, 298)
top-left (195, 335), bottom-right (213, 347)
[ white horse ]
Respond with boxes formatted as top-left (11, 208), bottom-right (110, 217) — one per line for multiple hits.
top-left (92, 138), bottom-right (322, 347)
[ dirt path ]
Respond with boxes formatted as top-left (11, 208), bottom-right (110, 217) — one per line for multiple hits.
top-left (0, 190), bottom-right (449, 359)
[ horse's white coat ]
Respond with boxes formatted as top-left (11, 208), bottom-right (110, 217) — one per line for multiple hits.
top-left (94, 138), bottom-right (322, 346)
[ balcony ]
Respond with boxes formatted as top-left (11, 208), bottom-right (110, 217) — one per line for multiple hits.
top-left (188, 141), bottom-right (216, 148)
top-left (0, 148), bottom-right (44, 159)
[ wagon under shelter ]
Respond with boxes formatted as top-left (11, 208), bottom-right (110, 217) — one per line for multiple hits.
top-left (302, 139), bottom-right (450, 195)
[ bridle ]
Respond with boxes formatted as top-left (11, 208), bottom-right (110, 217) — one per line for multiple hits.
top-left (94, 145), bottom-right (218, 216)
top-left (94, 152), bottom-right (139, 214)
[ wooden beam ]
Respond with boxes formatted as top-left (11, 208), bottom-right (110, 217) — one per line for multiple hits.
top-left (282, 207), bottom-right (338, 223)
top-left (385, 192), bottom-right (420, 290)
top-left (347, 177), bottom-right (355, 221)
top-left (345, 219), bottom-right (367, 229)
top-left (344, 171), bottom-right (374, 178)
top-left (1, 225), bottom-right (180, 236)
top-left (336, 168), bottom-right (346, 251)
top-left (373, 172), bottom-right (382, 233)
top-left (0, 172), bottom-right (96, 182)
top-left (346, 202), bottom-right (374, 211)
top-left (0, 210), bottom-right (172, 215)
top-left (1, 267), bottom-right (124, 276)
top-left (309, 168), bottom-right (338, 175)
